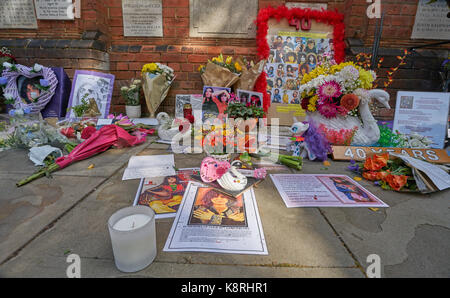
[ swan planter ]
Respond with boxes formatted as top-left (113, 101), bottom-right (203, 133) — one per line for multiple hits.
top-left (307, 89), bottom-right (391, 146)
top-left (298, 61), bottom-right (390, 146)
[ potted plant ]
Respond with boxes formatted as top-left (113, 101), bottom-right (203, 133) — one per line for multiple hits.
top-left (121, 79), bottom-right (142, 118)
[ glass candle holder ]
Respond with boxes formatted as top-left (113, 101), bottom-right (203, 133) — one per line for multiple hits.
top-left (108, 206), bottom-right (156, 273)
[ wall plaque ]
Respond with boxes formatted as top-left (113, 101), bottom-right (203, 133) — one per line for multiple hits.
top-left (35, 0), bottom-right (75, 20)
top-left (0, 0), bottom-right (38, 29)
top-left (122, 0), bottom-right (163, 37)
top-left (285, 2), bottom-right (328, 10)
top-left (190, 0), bottom-right (258, 38)
top-left (411, 0), bottom-right (450, 40)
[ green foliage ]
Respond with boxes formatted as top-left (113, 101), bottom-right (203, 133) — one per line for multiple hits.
top-left (70, 94), bottom-right (90, 117)
top-left (225, 102), bottom-right (265, 120)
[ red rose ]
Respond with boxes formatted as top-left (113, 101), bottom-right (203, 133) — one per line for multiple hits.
top-left (81, 126), bottom-right (97, 140)
top-left (301, 97), bottom-right (310, 110)
top-left (60, 127), bottom-right (76, 139)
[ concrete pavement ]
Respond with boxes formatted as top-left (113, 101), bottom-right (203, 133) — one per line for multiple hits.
top-left (0, 140), bottom-right (449, 278)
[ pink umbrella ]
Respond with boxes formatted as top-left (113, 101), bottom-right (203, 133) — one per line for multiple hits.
top-left (17, 125), bottom-right (146, 187)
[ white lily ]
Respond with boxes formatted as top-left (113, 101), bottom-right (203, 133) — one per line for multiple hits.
top-left (33, 64), bottom-right (43, 72)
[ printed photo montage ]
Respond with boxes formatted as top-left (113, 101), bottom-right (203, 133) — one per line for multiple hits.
top-left (265, 32), bottom-right (334, 104)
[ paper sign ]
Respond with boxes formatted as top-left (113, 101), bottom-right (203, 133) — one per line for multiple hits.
top-left (96, 119), bottom-right (113, 126)
top-left (122, 155), bottom-right (176, 180)
top-left (393, 91), bottom-right (450, 149)
top-left (331, 146), bottom-right (450, 164)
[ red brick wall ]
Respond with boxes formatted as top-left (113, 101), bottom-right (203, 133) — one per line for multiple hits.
top-left (0, 0), bottom-right (448, 118)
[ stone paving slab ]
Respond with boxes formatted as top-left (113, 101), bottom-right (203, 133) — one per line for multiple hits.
top-left (1, 140), bottom-right (449, 277)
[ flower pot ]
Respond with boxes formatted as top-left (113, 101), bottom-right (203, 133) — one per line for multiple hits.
top-left (125, 105), bottom-right (141, 118)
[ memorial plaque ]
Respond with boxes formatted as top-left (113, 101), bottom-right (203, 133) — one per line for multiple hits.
top-left (0, 0), bottom-right (38, 29)
top-left (411, 0), bottom-right (450, 40)
top-left (122, 0), bottom-right (163, 37)
top-left (35, 0), bottom-right (75, 20)
top-left (285, 2), bottom-right (328, 10)
top-left (190, 0), bottom-right (258, 38)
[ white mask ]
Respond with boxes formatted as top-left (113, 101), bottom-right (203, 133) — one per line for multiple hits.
top-left (30, 92), bottom-right (39, 99)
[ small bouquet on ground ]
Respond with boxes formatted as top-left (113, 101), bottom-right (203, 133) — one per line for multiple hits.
top-left (348, 153), bottom-right (417, 192)
top-left (376, 123), bottom-right (433, 148)
top-left (141, 63), bottom-right (175, 117)
top-left (198, 54), bottom-right (242, 88)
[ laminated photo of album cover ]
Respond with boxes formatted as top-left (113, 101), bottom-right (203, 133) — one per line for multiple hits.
top-left (202, 86), bottom-right (231, 121)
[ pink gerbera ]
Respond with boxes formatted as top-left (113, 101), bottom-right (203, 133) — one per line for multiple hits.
top-left (318, 81), bottom-right (342, 101)
top-left (318, 102), bottom-right (338, 119)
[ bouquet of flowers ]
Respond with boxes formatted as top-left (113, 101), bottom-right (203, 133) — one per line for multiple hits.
top-left (120, 79), bottom-right (142, 106)
top-left (348, 153), bottom-right (417, 192)
top-left (141, 63), bottom-right (175, 117)
top-left (300, 60), bottom-right (376, 119)
top-left (198, 54), bottom-right (242, 88)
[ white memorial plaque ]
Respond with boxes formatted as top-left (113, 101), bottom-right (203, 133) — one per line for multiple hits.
top-left (0, 0), bottom-right (38, 29)
top-left (285, 2), bottom-right (328, 10)
top-left (35, 0), bottom-right (75, 20)
top-left (411, 0), bottom-right (450, 40)
top-left (122, 0), bottom-right (163, 37)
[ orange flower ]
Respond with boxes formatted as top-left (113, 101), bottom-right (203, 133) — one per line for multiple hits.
top-left (340, 94), bottom-right (360, 111)
top-left (363, 171), bottom-right (379, 181)
top-left (364, 153), bottom-right (389, 171)
top-left (384, 174), bottom-right (408, 191)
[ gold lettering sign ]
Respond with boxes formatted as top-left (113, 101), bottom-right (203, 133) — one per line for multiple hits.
top-left (332, 146), bottom-right (450, 164)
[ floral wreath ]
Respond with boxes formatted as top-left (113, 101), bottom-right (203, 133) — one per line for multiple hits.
top-left (1, 63), bottom-right (57, 113)
top-left (254, 5), bottom-right (346, 111)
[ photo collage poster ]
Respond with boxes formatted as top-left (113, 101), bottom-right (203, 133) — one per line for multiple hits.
top-left (265, 31), bottom-right (334, 105)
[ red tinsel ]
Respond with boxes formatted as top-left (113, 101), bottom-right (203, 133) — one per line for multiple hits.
top-left (254, 5), bottom-right (346, 110)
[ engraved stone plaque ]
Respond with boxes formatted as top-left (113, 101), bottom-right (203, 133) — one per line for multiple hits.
top-left (285, 2), bottom-right (328, 10)
top-left (122, 0), bottom-right (163, 37)
top-left (190, 0), bottom-right (258, 38)
top-left (0, 0), bottom-right (38, 29)
top-left (411, 0), bottom-right (450, 40)
top-left (35, 0), bottom-right (75, 20)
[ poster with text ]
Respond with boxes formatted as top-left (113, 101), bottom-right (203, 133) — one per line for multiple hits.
top-left (393, 91), bottom-right (450, 149)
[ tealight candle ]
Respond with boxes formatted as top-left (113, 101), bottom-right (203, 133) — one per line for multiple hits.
top-left (108, 206), bottom-right (156, 272)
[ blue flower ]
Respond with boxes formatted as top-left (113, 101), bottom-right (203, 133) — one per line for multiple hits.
top-left (39, 79), bottom-right (49, 87)
top-left (8, 109), bottom-right (15, 117)
top-left (0, 76), bottom-right (8, 85)
top-left (23, 107), bottom-right (32, 114)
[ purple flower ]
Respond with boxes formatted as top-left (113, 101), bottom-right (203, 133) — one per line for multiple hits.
top-left (374, 181), bottom-right (381, 186)
top-left (350, 160), bottom-right (356, 165)
top-left (39, 79), bottom-right (49, 87)
top-left (347, 164), bottom-right (359, 172)
top-left (0, 76), bottom-right (8, 85)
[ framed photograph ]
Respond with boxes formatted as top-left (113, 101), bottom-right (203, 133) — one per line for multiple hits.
top-left (66, 70), bottom-right (115, 119)
top-left (237, 89), bottom-right (263, 107)
top-left (175, 94), bottom-right (203, 123)
top-left (202, 86), bottom-right (231, 121)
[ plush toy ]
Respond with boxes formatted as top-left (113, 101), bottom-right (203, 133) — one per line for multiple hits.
top-left (289, 117), bottom-right (332, 162)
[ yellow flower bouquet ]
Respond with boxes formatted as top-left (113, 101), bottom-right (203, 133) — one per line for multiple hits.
top-left (141, 63), bottom-right (175, 117)
top-left (198, 54), bottom-right (241, 88)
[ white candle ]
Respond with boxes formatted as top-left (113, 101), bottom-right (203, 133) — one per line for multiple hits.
top-left (113, 214), bottom-right (151, 231)
top-left (108, 206), bottom-right (157, 273)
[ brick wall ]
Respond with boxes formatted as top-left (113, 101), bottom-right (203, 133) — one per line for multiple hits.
top-left (0, 0), bottom-right (448, 118)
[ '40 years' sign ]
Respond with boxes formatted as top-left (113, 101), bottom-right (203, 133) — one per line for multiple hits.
top-left (332, 146), bottom-right (450, 164)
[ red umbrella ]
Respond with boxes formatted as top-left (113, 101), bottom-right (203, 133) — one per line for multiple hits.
top-left (17, 125), bottom-right (146, 187)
